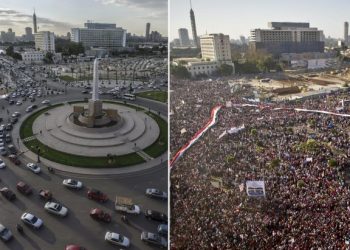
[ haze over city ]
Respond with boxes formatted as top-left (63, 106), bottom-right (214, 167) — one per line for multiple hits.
top-left (171, 0), bottom-right (350, 40)
top-left (0, 0), bottom-right (167, 36)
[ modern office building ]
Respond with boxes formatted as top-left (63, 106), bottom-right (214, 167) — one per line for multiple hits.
top-left (344, 22), bottom-right (349, 45)
top-left (35, 31), bottom-right (55, 52)
top-left (200, 33), bottom-right (232, 62)
top-left (33, 10), bottom-right (37, 33)
top-left (190, 2), bottom-right (200, 48)
top-left (250, 22), bottom-right (324, 55)
top-left (1, 28), bottom-right (16, 43)
top-left (146, 23), bottom-right (151, 40)
top-left (178, 28), bottom-right (191, 47)
top-left (71, 21), bottom-right (126, 49)
top-left (84, 22), bottom-right (116, 29)
top-left (24, 27), bottom-right (34, 42)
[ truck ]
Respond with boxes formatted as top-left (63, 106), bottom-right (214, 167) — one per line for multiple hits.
top-left (115, 196), bottom-right (140, 214)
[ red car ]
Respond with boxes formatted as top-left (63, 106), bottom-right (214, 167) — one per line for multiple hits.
top-left (8, 154), bottom-right (20, 165)
top-left (87, 189), bottom-right (108, 202)
top-left (16, 181), bottom-right (32, 195)
top-left (39, 189), bottom-right (52, 200)
top-left (89, 208), bottom-right (111, 223)
top-left (65, 245), bottom-right (87, 250)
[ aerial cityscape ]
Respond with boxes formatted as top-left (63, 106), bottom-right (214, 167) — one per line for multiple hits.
top-left (1, 0), bottom-right (350, 249)
top-left (0, 0), bottom-right (168, 250)
top-left (170, 0), bottom-right (350, 249)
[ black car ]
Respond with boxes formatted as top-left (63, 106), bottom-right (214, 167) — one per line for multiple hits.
top-left (0, 187), bottom-right (16, 201)
top-left (8, 144), bottom-right (16, 154)
top-left (5, 124), bottom-right (12, 131)
top-left (141, 232), bottom-right (167, 248)
top-left (5, 134), bottom-right (11, 143)
top-left (8, 100), bottom-right (15, 105)
top-left (144, 209), bottom-right (168, 223)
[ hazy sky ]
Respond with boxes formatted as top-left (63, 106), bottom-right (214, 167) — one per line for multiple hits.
top-left (171, 0), bottom-right (350, 40)
top-left (0, 0), bottom-right (167, 36)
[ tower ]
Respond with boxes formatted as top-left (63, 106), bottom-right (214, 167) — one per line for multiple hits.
top-left (345, 22), bottom-right (349, 45)
top-left (33, 9), bottom-right (37, 33)
top-left (146, 23), bottom-right (150, 41)
top-left (190, 0), bottom-right (199, 48)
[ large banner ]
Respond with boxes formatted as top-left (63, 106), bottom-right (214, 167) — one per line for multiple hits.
top-left (246, 181), bottom-right (266, 197)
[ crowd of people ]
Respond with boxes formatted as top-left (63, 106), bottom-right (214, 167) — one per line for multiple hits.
top-left (170, 79), bottom-right (350, 249)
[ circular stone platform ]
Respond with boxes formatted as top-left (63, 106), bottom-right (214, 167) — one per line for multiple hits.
top-left (31, 102), bottom-right (159, 157)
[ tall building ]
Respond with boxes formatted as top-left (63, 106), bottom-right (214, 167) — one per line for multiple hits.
top-left (344, 22), bottom-right (349, 44)
top-left (178, 28), bottom-right (191, 47)
top-left (200, 33), bottom-right (232, 62)
top-left (35, 31), bottom-right (55, 52)
top-left (33, 9), bottom-right (37, 33)
top-left (24, 27), bottom-right (34, 42)
top-left (146, 23), bottom-right (151, 40)
top-left (71, 21), bottom-right (126, 49)
top-left (190, 1), bottom-right (199, 48)
top-left (1, 28), bottom-right (16, 43)
top-left (250, 22), bottom-right (324, 55)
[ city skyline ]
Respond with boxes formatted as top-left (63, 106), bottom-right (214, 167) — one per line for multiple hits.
top-left (0, 0), bottom-right (167, 37)
top-left (170, 0), bottom-right (350, 41)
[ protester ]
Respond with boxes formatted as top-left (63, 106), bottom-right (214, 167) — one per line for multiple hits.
top-left (170, 79), bottom-right (350, 249)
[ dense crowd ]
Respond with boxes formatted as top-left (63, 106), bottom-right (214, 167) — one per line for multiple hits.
top-left (170, 79), bottom-right (350, 249)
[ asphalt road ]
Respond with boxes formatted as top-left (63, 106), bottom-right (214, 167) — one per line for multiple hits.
top-left (0, 66), bottom-right (168, 250)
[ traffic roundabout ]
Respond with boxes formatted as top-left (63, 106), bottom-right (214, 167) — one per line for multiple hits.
top-left (19, 100), bottom-right (167, 169)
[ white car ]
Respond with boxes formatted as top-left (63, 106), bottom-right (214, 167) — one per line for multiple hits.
top-left (105, 231), bottom-right (130, 247)
top-left (62, 179), bottom-right (83, 189)
top-left (44, 202), bottom-right (68, 217)
top-left (41, 100), bottom-right (50, 105)
top-left (26, 163), bottom-right (41, 174)
top-left (0, 159), bottom-right (6, 169)
top-left (21, 213), bottom-right (43, 229)
top-left (16, 100), bottom-right (22, 106)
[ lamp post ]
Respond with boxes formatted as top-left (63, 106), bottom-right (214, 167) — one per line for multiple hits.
top-left (36, 147), bottom-right (41, 163)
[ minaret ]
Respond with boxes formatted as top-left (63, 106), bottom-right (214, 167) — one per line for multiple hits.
top-left (33, 9), bottom-right (37, 33)
top-left (190, 0), bottom-right (199, 48)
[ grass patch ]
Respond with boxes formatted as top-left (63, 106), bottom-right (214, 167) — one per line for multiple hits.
top-left (143, 112), bottom-right (168, 157)
top-left (59, 75), bottom-right (75, 82)
top-left (25, 139), bottom-right (144, 168)
top-left (136, 91), bottom-right (167, 103)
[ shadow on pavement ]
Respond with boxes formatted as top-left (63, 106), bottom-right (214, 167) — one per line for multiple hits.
top-left (2, 237), bottom-right (25, 250)
top-left (22, 232), bottom-right (42, 250)
top-left (12, 198), bottom-right (26, 210)
top-left (29, 225), bottom-right (56, 244)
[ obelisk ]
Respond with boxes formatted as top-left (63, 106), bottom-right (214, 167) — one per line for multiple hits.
top-left (88, 58), bottom-right (103, 120)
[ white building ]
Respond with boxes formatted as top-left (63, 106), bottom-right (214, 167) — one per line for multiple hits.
top-left (200, 33), bottom-right (232, 62)
top-left (21, 51), bottom-right (45, 64)
top-left (71, 22), bottom-right (126, 49)
top-left (35, 31), bottom-right (55, 52)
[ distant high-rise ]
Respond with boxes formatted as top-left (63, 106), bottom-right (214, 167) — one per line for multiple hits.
top-left (189, 1), bottom-right (199, 48)
top-left (33, 9), bottom-right (37, 33)
top-left (344, 22), bottom-right (349, 44)
top-left (146, 23), bottom-right (151, 40)
top-left (35, 31), bottom-right (55, 52)
top-left (24, 27), bottom-right (34, 42)
top-left (178, 28), bottom-right (191, 47)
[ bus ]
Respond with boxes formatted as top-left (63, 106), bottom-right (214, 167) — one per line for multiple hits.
top-left (122, 93), bottom-right (136, 100)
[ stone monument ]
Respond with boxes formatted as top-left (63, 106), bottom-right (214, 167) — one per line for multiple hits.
top-left (72, 58), bottom-right (120, 128)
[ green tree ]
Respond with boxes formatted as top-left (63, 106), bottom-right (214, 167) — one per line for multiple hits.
top-left (217, 64), bottom-right (233, 76)
top-left (171, 65), bottom-right (191, 79)
top-left (43, 52), bottom-right (54, 64)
